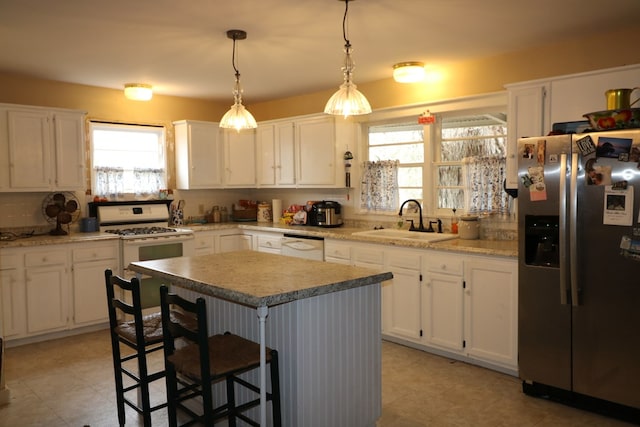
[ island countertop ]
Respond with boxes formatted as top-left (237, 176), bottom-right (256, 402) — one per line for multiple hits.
top-left (129, 250), bottom-right (393, 307)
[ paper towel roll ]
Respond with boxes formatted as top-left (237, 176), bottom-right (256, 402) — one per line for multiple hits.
top-left (272, 199), bottom-right (282, 223)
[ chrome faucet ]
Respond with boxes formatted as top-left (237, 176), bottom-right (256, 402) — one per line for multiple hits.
top-left (398, 199), bottom-right (425, 232)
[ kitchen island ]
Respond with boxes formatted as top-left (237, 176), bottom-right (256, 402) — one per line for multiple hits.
top-left (129, 250), bottom-right (393, 427)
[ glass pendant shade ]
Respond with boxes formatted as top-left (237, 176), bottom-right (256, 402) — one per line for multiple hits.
top-left (324, 0), bottom-right (371, 118)
top-left (325, 45), bottom-right (371, 117)
top-left (220, 77), bottom-right (257, 131)
top-left (324, 80), bottom-right (371, 117)
top-left (219, 29), bottom-right (257, 131)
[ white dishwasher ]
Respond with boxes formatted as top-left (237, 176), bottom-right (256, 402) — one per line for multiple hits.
top-left (281, 233), bottom-right (325, 261)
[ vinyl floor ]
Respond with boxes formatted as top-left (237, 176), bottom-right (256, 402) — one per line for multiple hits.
top-left (0, 329), bottom-right (635, 426)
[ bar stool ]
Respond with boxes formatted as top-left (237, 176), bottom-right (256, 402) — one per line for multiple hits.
top-left (105, 269), bottom-right (193, 426)
top-left (159, 285), bottom-right (282, 427)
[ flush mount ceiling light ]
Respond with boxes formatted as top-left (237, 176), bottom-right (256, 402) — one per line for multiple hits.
top-left (124, 83), bottom-right (153, 101)
top-left (393, 62), bottom-right (426, 83)
top-left (219, 29), bottom-right (257, 131)
top-left (324, 0), bottom-right (372, 118)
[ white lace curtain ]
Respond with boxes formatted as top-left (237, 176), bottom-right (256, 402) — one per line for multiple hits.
top-left (94, 167), bottom-right (163, 199)
top-left (133, 168), bottom-right (164, 196)
top-left (94, 167), bottom-right (124, 199)
top-left (360, 160), bottom-right (399, 211)
top-left (463, 156), bottom-right (509, 214)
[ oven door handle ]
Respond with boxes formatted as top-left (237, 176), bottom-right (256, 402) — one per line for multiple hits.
top-left (121, 234), bottom-right (195, 245)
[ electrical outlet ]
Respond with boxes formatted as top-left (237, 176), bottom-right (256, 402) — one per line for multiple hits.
top-left (198, 204), bottom-right (204, 214)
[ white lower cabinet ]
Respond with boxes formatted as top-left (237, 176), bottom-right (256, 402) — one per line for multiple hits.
top-left (250, 231), bottom-right (283, 255)
top-left (463, 257), bottom-right (518, 370)
top-left (219, 233), bottom-right (252, 253)
top-left (384, 249), bottom-right (421, 340)
top-left (24, 250), bottom-right (69, 334)
top-left (422, 252), bottom-right (464, 352)
top-left (371, 244), bottom-right (518, 375)
top-left (0, 253), bottom-right (26, 338)
top-left (324, 239), bottom-right (351, 265)
top-left (1, 240), bottom-right (120, 343)
top-left (71, 242), bottom-right (119, 326)
top-left (193, 230), bottom-right (216, 256)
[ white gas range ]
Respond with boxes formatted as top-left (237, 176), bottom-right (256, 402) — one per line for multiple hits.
top-left (90, 201), bottom-right (195, 308)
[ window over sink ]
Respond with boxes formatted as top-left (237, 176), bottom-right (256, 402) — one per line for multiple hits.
top-left (90, 121), bottom-right (167, 199)
top-left (363, 97), bottom-right (508, 216)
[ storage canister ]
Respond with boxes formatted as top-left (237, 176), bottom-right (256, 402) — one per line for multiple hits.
top-left (257, 202), bottom-right (272, 223)
top-left (459, 215), bottom-right (479, 240)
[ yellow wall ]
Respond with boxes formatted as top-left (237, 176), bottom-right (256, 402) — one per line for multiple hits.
top-left (250, 26), bottom-right (640, 120)
top-left (0, 25), bottom-right (637, 124)
top-left (0, 72), bottom-right (227, 125)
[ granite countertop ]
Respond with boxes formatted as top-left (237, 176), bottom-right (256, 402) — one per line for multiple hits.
top-left (0, 231), bottom-right (120, 248)
top-left (129, 250), bottom-right (393, 307)
top-left (0, 222), bottom-right (518, 258)
top-left (189, 222), bottom-right (519, 258)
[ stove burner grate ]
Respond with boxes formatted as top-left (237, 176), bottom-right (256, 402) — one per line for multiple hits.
top-left (105, 226), bottom-right (178, 236)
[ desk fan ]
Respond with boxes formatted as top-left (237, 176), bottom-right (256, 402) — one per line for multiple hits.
top-left (42, 192), bottom-right (81, 235)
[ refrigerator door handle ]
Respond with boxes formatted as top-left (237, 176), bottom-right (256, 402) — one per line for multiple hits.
top-left (559, 153), bottom-right (569, 305)
top-left (569, 152), bottom-right (580, 306)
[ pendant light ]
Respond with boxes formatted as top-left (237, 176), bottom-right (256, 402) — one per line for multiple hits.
top-left (324, 0), bottom-right (371, 117)
top-left (219, 29), bottom-right (257, 131)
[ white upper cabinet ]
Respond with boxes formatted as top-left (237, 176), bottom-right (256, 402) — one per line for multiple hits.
top-left (177, 114), bottom-right (348, 189)
top-left (174, 120), bottom-right (222, 189)
top-left (296, 116), bottom-right (337, 187)
top-left (549, 64), bottom-right (640, 124)
top-left (256, 121), bottom-right (296, 187)
top-left (504, 63), bottom-right (640, 189)
top-left (505, 84), bottom-right (549, 189)
top-left (222, 128), bottom-right (256, 187)
top-left (0, 104), bottom-right (86, 191)
top-left (53, 112), bottom-right (86, 189)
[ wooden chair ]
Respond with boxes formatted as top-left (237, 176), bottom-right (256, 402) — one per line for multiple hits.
top-left (159, 285), bottom-right (282, 427)
top-left (105, 269), bottom-right (192, 427)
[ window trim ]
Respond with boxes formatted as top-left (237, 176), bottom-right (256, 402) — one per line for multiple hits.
top-left (89, 120), bottom-right (167, 198)
top-left (359, 92), bottom-right (507, 217)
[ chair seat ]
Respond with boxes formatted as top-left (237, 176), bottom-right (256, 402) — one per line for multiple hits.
top-left (168, 333), bottom-right (273, 381)
top-left (115, 310), bottom-right (196, 345)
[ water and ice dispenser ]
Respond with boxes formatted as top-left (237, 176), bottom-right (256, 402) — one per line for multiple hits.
top-left (524, 215), bottom-right (560, 267)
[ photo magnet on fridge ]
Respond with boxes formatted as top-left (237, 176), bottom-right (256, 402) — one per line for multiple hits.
top-left (585, 158), bottom-right (611, 186)
top-left (527, 166), bottom-right (547, 201)
top-left (576, 135), bottom-right (596, 157)
top-left (603, 185), bottom-right (633, 226)
top-left (536, 140), bottom-right (546, 164)
top-left (595, 136), bottom-right (632, 159)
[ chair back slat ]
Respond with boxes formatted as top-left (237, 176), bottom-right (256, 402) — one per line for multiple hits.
top-left (160, 286), bottom-right (212, 383)
top-left (105, 269), bottom-right (146, 348)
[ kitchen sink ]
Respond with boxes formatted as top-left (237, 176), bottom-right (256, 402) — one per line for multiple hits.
top-left (351, 229), bottom-right (458, 243)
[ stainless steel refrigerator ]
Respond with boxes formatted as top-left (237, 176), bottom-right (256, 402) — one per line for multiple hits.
top-left (517, 129), bottom-right (640, 421)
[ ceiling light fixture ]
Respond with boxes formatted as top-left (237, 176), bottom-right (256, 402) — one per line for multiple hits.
top-left (393, 62), bottom-right (426, 83)
top-left (324, 0), bottom-right (371, 118)
top-left (219, 29), bottom-right (257, 131)
top-left (124, 83), bottom-right (153, 101)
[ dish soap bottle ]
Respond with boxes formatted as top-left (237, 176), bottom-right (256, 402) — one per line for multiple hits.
top-left (451, 208), bottom-right (458, 234)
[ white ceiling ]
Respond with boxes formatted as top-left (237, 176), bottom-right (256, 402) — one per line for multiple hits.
top-left (1, 0), bottom-right (639, 103)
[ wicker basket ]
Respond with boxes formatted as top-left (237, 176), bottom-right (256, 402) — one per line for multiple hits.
top-left (231, 204), bottom-right (257, 221)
